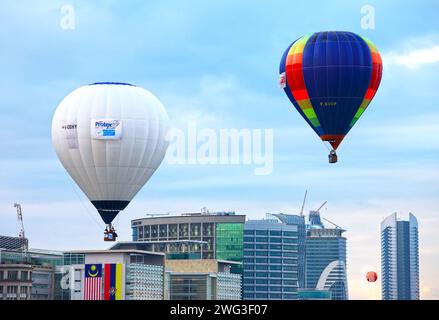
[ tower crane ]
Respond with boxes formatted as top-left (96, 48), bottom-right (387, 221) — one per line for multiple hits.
top-left (13, 203), bottom-right (28, 258)
top-left (315, 201), bottom-right (327, 212)
top-left (322, 217), bottom-right (342, 229)
top-left (299, 190), bottom-right (308, 217)
top-left (314, 201), bottom-right (342, 229)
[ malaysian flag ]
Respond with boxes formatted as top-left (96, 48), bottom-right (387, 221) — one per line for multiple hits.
top-left (84, 264), bottom-right (103, 300)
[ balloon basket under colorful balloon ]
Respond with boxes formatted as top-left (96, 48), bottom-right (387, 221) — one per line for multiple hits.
top-left (328, 150), bottom-right (338, 164)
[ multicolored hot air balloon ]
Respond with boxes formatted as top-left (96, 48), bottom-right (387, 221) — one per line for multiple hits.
top-left (366, 271), bottom-right (378, 282)
top-left (279, 31), bottom-right (383, 163)
top-left (52, 82), bottom-right (169, 241)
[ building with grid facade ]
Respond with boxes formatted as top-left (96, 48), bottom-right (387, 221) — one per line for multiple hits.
top-left (305, 212), bottom-right (348, 300)
top-left (381, 213), bottom-right (419, 300)
top-left (242, 218), bottom-right (299, 300)
top-left (131, 212), bottom-right (245, 271)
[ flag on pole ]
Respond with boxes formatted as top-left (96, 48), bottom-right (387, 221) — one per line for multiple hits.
top-left (84, 264), bottom-right (103, 300)
top-left (104, 263), bottom-right (123, 300)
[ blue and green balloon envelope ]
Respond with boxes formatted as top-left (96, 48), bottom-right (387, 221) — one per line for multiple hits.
top-left (279, 31), bottom-right (383, 152)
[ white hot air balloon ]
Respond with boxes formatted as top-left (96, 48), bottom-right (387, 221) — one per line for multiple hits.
top-left (52, 82), bottom-right (169, 241)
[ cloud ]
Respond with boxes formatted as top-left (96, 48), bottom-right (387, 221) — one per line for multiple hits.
top-left (383, 45), bottom-right (439, 69)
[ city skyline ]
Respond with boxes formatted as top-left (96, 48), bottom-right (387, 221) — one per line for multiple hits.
top-left (0, 0), bottom-right (438, 300)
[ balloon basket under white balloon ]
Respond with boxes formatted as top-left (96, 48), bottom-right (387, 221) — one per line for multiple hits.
top-left (104, 224), bottom-right (118, 242)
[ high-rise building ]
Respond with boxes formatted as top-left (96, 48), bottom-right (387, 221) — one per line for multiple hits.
top-left (270, 213), bottom-right (306, 289)
top-left (242, 218), bottom-right (299, 300)
top-left (305, 211), bottom-right (348, 300)
top-left (381, 213), bottom-right (419, 300)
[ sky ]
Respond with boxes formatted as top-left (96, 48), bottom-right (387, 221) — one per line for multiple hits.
top-left (0, 0), bottom-right (438, 299)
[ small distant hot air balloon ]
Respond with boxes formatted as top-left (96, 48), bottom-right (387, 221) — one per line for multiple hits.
top-left (279, 31), bottom-right (383, 163)
top-left (366, 271), bottom-right (378, 282)
top-left (52, 82), bottom-right (169, 241)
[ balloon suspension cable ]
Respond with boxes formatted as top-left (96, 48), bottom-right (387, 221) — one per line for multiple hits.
top-left (66, 177), bottom-right (105, 231)
top-left (321, 140), bottom-right (332, 152)
top-left (113, 213), bottom-right (121, 229)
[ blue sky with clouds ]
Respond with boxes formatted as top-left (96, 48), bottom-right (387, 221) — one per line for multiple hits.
top-left (0, 0), bottom-right (438, 299)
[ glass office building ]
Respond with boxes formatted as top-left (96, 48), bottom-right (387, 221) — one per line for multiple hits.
top-left (381, 213), bottom-right (419, 300)
top-left (305, 212), bottom-right (348, 300)
top-left (270, 213), bottom-right (306, 289)
top-left (242, 218), bottom-right (299, 300)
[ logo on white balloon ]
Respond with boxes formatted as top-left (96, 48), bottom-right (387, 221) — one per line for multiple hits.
top-left (92, 119), bottom-right (122, 140)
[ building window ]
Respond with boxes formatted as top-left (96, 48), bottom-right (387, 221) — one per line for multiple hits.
top-left (159, 225), bottom-right (167, 239)
top-left (179, 224), bottom-right (189, 239)
top-left (255, 251), bottom-right (268, 257)
top-left (269, 231), bottom-right (281, 236)
top-left (144, 225), bottom-right (151, 239)
top-left (168, 224), bottom-right (178, 238)
top-left (282, 259), bottom-right (295, 264)
top-left (190, 223), bottom-right (201, 237)
top-left (8, 271), bottom-right (18, 281)
top-left (151, 225), bottom-right (158, 239)
top-left (283, 287), bottom-right (296, 292)
top-left (203, 223), bottom-right (214, 236)
top-left (244, 293), bottom-right (254, 299)
top-left (269, 251), bottom-right (281, 257)
top-left (269, 286), bottom-right (281, 292)
top-left (21, 272), bottom-right (29, 281)
top-left (269, 272), bottom-right (282, 278)
top-left (255, 265), bottom-right (268, 271)
top-left (255, 272), bottom-right (267, 278)
top-left (255, 230), bottom-right (268, 236)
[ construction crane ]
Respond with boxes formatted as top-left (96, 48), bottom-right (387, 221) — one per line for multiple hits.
top-left (299, 190), bottom-right (308, 216)
top-left (315, 201), bottom-right (327, 213)
top-left (314, 201), bottom-right (342, 229)
top-left (13, 203), bottom-right (28, 257)
top-left (322, 217), bottom-right (342, 229)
